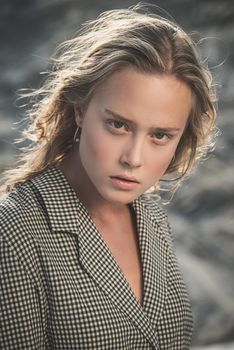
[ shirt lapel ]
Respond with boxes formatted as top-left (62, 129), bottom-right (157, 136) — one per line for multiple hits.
top-left (131, 197), bottom-right (169, 326)
top-left (77, 209), bottom-right (161, 347)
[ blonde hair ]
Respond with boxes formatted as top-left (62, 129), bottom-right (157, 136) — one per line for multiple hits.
top-left (0, 3), bottom-right (217, 195)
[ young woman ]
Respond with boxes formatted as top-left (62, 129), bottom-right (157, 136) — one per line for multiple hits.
top-left (0, 4), bottom-right (216, 350)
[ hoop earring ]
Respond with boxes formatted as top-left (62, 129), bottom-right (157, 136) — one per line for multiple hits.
top-left (74, 126), bottom-right (80, 143)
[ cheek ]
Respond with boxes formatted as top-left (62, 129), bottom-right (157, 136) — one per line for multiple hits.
top-left (146, 148), bottom-right (176, 178)
top-left (80, 127), bottom-right (116, 165)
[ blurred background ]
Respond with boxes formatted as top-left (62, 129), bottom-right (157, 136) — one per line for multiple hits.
top-left (0, 0), bottom-right (233, 348)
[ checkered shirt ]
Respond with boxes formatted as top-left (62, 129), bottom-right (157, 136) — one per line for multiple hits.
top-left (0, 166), bottom-right (193, 349)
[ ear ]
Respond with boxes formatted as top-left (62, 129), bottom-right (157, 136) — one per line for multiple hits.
top-left (74, 104), bottom-right (83, 127)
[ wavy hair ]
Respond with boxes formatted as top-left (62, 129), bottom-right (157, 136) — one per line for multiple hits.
top-left (0, 3), bottom-right (217, 195)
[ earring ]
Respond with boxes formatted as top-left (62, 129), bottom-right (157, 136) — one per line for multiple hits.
top-left (74, 126), bottom-right (80, 143)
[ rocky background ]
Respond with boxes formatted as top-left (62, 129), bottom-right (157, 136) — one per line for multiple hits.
top-left (0, 0), bottom-right (233, 348)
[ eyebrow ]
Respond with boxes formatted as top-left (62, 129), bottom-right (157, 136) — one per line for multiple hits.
top-left (104, 108), bottom-right (181, 132)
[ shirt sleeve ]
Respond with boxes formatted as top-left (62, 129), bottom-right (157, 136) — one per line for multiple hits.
top-left (0, 237), bottom-right (47, 350)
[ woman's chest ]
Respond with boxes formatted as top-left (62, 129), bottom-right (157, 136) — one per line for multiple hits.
top-left (39, 236), bottom-right (150, 349)
top-left (35, 215), bottom-right (192, 349)
top-left (99, 223), bottom-right (144, 305)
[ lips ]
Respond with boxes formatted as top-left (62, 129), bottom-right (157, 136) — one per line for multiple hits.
top-left (110, 176), bottom-right (140, 191)
top-left (110, 175), bottom-right (139, 183)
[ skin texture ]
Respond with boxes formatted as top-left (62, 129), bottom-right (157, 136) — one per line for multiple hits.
top-left (60, 67), bottom-right (192, 222)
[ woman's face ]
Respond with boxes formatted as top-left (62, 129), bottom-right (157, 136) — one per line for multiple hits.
top-left (75, 68), bottom-right (192, 205)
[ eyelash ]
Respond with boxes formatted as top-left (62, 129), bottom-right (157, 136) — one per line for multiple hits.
top-left (106, 119), bottom-right (128, 132)
top-left (152, 131), bottom-right (172, 141)
top-left (106, 119), bottom-right (173, 143)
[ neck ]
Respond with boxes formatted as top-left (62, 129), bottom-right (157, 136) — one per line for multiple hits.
top-left (58, 146), bottom-right (129, 224)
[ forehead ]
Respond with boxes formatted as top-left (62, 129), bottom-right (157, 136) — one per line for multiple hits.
top-left (91, 68), bottom-right (193, 128)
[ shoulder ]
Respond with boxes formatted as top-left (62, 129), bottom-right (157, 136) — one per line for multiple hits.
top-left (0, 181), bottom-right (46, 252)
top-left (137, 192), bottom-right (170, 228)
top-left (0, 182), bottom-right (47, 294)
top-left (1, 183), bottom-right (30, 224)
top-left (137, 193), bottom-right (174, 248)
top-left (140, 193), bottom-right (168, 221)
top-left (0, 181), bottom-right (37, 224)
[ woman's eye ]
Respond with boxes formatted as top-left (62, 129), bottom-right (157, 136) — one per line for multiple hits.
top-left (107, 119), bottom-right (128, 132)
top-left (152, 132), bottom-right (171, 142)
top-left (112, 120), bottom-right (125, 129)
top-left (154, 132), bottom-right (166, 139)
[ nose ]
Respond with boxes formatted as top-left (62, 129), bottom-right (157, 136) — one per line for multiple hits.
top-left (119, 136), bottom-right (144, 169)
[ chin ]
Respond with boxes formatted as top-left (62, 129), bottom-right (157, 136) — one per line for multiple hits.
top-left (102, 190), bottom-right (140, 205)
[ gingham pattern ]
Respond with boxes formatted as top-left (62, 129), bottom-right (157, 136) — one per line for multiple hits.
top-left (0, 166), bottom-right (193, 349)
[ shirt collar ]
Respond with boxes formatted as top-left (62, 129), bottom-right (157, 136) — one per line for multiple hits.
top-left (30, 166), bottom-right (167, 234)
